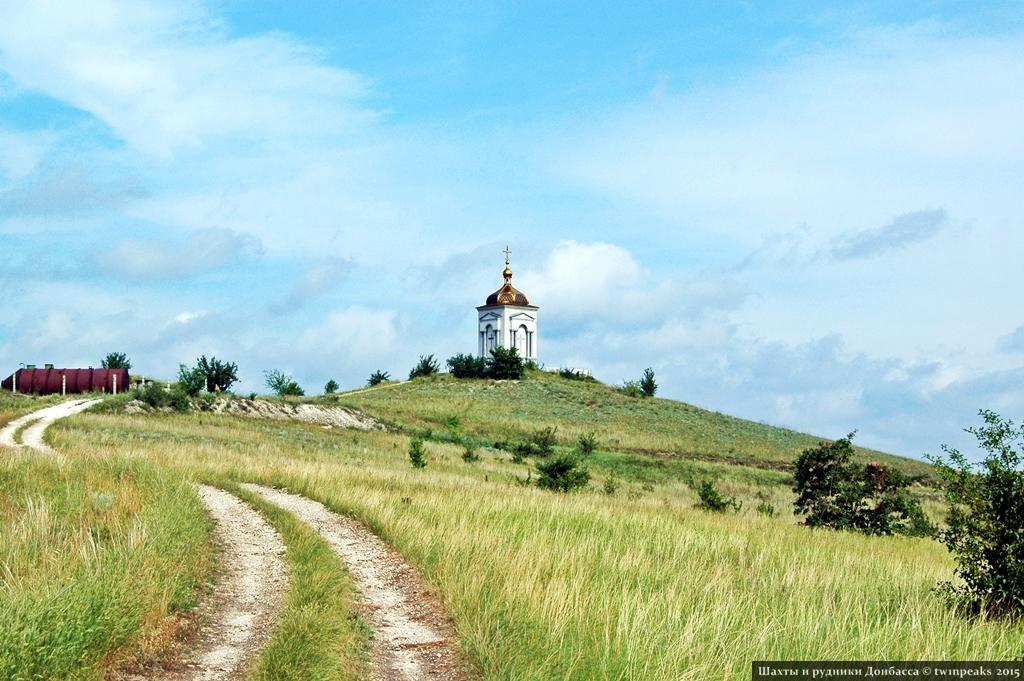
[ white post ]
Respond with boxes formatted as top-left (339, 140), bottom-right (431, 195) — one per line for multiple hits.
top-left (113, 374), bottom-right (117, 395)
top-left (11, 371), bottom-right (15, 394)
top-left (62, 374), bottom-right (66, 396)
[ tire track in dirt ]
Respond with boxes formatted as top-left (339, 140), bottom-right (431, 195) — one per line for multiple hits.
top-left (0, 399), bottom-right (98, 449)
top-left (243, 483), bottom-right (471, 681)
top-left (4, 401), bottom-right (290, 680)
top-left (133, 485), bottom-right (288, 680)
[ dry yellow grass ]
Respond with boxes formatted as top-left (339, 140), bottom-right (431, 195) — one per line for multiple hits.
top-left (41, 411), bottom-right (1024, 680)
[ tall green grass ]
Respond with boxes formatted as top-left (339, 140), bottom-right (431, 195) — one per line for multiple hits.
top-left (51, 413), bottom-right (1024, 679)
top-left (0, 451), bottom-right (212, 680)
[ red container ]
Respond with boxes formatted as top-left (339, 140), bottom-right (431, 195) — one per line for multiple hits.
top-left (1, 367), bottom-right (129, 395)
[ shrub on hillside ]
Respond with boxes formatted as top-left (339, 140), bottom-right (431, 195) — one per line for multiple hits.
top-left (462, 443), bottom-right (481, 463)
top-left (930, 410), bottom-right (1024, 618)
top-left (755, 491), bottom-right (778, 518)
top-left (101, 352), bottom-right (132, 370)
top-left (793, 432), bottom-right (930, 536)
top-left (324, 379), bottom-right (339, 394)
top-left (447, 353), bottom-right (488, 378)
top-left (367, 370), bottom-right (390, 386)
top-left (177, 364), bottom-right (206, 397)
top-left (530, 426), bottom-right (558, 456)
top-left (136, 382), bottom-right (189, 413)
top-left (558, 367), bottom-right (596, 382)
top-left (511, 442), bottom-right (535, 463)
top-left (409, 355), bottom-right (440, 380)
top-left (693, 479), bottom-right (742, 513)
top-left (640, 367), bottom-right (657, 397)
top-left (487, 346), bottom-right (525, 380)
top-left (536, 453), bottom-right (590, 492)
top-left (265, 369), bottom-right (304, 396)
top-left (409, 438), bottom-right (427, 468)
top-left (196, 355), bottom-right (239, 392)
top-left (577, 432), bottom-right (598, 457)
top-left (618, 380), bottom-right (643, 398)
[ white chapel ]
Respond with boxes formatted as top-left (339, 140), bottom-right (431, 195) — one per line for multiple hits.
top-left (477, 248), bottom-right (538, 361)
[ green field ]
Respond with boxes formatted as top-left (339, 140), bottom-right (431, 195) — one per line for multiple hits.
top-left (0, 374), bottom-right (1020, 679)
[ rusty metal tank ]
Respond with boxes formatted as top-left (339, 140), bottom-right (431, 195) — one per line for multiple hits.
top-left (1, 367), bottom-right (130, 395)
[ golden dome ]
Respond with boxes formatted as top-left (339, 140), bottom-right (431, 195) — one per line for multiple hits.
top-left (485, 248), bottom-right (531, 306)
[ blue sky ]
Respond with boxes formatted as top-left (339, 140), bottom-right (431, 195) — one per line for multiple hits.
top-left (1, 1), bottom-right (1023, 459)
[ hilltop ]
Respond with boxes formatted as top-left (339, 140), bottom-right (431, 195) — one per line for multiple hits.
top-left (326, 370), bottom-right (933, 479)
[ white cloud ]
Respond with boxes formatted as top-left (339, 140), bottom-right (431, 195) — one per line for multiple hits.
top-left (95, 228), bottom-right (262, 281)
top-left (0, 0), bottom-right (374, 157)
top-left (553, 25), bottom-right (1024, 245)
top-left (0, 166), bottom-right (145, 217)
top-left (297, 306), bottom-right (401, 361)
top-left (516, 241), bottom-right (643, 321)
top-left (999, 326), bottom-right (1024, 354)
top-left (0, 128), bottom-right (55, 179)
top-left (269, 258), bottom-right (351, 313)
top-left (830, 209), bottom-right (949, 261)
top-left (174, 310), bottom-right (207, 325)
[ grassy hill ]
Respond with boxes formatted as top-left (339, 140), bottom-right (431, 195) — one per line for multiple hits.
top-left (1, 374), bottom-right (1020, 679)
top-left (329, 370), bottom-right (932, 477)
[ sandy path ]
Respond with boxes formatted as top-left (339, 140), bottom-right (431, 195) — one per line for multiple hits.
top-left (243, 483), bottom-right (470, 681)
top-left (135, 485), bottom-right (289, 680)
top-left (0, 399), bottom-right (99, 449)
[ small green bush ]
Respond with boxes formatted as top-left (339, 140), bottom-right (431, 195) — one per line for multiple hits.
top-left (367, 370), bottom-right (390, 386)
top-left (447, 353), bottom-right (488, 379)
top-left (558, 367), bottom-right (596, 382)
top-left (930, 410), bottom-right (1024, 618)
top-left (694, 479), bottom-right (742, 513)
top-left (602, 475), bottom-right (620, 496)
top-left (462, 444), bottom-right (481, 463)
top-left (324, 379), bottom-right (339, 394)
top-left (640, 367), bottom-right (657, 397)
top-left (409, 355), bottom-right (440, 380)
top-left (193, 393), bottom-right (217, 412)
top-left (408, 438), bottom-right (427, 469)
top-left (487, 346), bottom-right (525, 380)
top-left (177, 365), bottom-right (206, 397)
top-left (265, 369), bottom-right (305, 396)
top-left (511, 442), bottom-right (535, 463)
top-left (536, 453), bottom-right (590, 493)
top-left (530, 426), bottom-right (558, 456)
top-left (618, 380), bottom-right (643, 398)
top-left (692, 477), bottom-right (741, 509)
top-left (577, 432), bottom-right (598, 457)
top-left (136, 383), bottom-right (189, 413)
top-left (754, 491), bottom-right (778, 517)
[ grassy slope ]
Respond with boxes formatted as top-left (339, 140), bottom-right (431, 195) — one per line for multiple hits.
top-left (0, 449), bottom-right (212, 680)
top-left (47, 412), bottom-right (1024, 679)
top-left (331, 372), bottom-right (933, 476)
